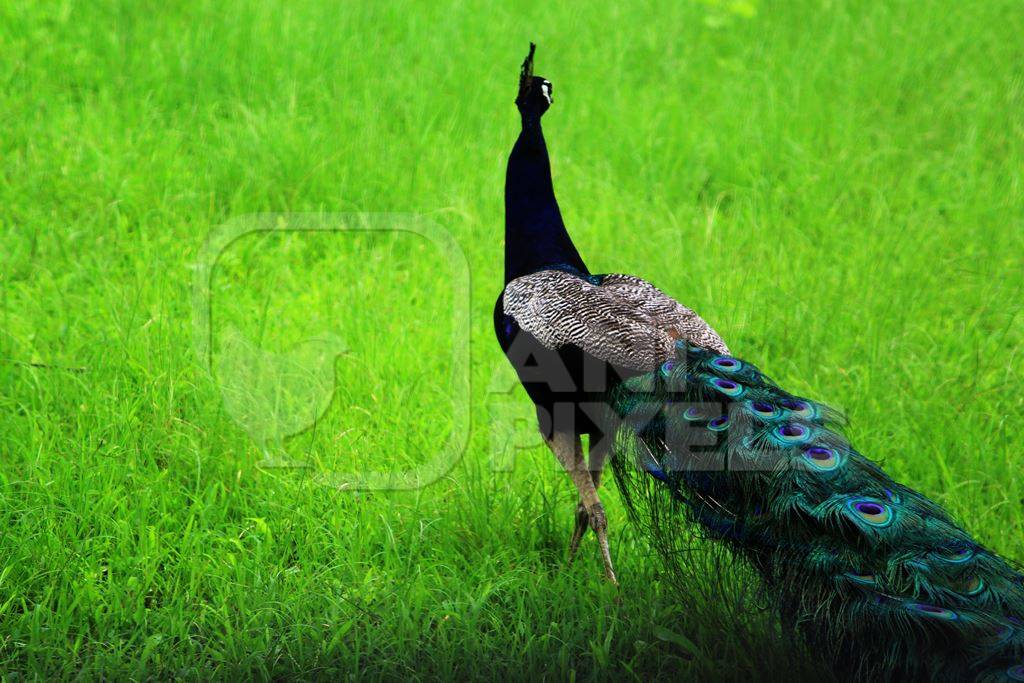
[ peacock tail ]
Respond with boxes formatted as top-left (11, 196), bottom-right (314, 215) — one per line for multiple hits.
top-left (609, 343), bottom-right (1024, 682)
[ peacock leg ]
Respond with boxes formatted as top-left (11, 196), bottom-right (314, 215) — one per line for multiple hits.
top-left (547, 430), bottom-right (618, 585)
top-left (568, 434), bottom-right (612, 562)
top-left (588, 433), bottom-right (610, 489)
top-left (585, 435), bottom-right (615, 583)
top-left (567, 500), bottom-right (589, 562)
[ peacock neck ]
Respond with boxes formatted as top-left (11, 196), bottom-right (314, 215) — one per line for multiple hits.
top-left (504, 114), bottom-right (589, 285)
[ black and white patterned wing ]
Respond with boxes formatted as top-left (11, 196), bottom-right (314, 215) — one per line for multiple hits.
top-left (503, 270), bottom-right (729, 371)
top-left (597, 274), bottom-right (730, 355)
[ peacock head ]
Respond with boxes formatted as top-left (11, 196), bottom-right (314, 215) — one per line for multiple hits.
top-left (515, 43), bottom-right (552, 118)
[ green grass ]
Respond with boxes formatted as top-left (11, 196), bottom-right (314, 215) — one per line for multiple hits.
top-left (2, 0), bottom-right (1023, 679)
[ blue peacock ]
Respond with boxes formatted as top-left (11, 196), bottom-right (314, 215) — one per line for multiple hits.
top-left (493, 44), bottom-right (1024, 681)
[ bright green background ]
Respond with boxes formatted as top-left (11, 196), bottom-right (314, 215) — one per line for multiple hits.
top-left (2, 0), bottom-right (1022, 679)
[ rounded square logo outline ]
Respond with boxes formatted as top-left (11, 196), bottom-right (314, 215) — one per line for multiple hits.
top-left (192, 213), bottom-right (470, 490)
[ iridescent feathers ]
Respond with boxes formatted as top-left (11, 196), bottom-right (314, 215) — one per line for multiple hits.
top-left (610, 344), bottom-right (1024, 681)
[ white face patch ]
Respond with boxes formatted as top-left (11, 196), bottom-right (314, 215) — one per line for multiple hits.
top-left (540, 81), bottom-right (552, 105)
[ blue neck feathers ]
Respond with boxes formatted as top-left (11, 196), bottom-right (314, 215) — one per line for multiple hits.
top-left (504, 114), bottom-right (589, 285)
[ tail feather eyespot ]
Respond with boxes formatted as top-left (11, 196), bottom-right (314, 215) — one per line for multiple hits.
top-left (780, 398), bottom-right (820, 420)
top-left (845, 497), bottom-right (894, 528)
top-left (682, 406), bottom-right (705, 421)
top-left (904, 602), bottom-right (959, 621)
top-left (771, 422), bottom-right (812, 445)
top-left (803, 445), bottom-right (841, 471)
top-left (933, 542), bottom-right (975, 565)
top-left (710, 356), bottom-right (743, 372)
top-left (956, 575), bottom-right (985, 596)
top-left (747, 400), bottom-right (782, 420)
top-left (707, 415), bottom-right (730, 432)
top-left (708, 376), bottom-right (744, 398)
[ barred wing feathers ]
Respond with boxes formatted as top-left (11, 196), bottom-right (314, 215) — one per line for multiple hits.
top-left (503, 269), bottom-right (729, 371)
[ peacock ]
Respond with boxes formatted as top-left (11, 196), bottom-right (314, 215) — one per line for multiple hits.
top-left (493, 44), bottom-right (1024, 681)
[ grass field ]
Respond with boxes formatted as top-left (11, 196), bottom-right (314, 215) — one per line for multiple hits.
top-left (2, 0), bottom-right (1023, 679)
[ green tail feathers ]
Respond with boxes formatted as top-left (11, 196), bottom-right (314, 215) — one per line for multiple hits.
top-left (609, 344), bottom-right (1024, 681)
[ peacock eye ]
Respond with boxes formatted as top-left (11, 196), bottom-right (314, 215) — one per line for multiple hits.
top-left (982, 623), bottom-right (1014, 646)
top-left (1004, 664), bottom-right (1024, 681)
top-left (957, 575), bottom-right (985, 596)
top-left (682, 406), bottom-right (704, 421)
top-left (745, 399), bottom-right (781, 421)
top-left (934, 542), bottom-right (974, 564)
top-left (802, 445), bottom-right (840, 471)
top-left (711, 356), bottom-right (741, 371)
top-left (904, 602), bottom-right (959, 621)
top-left (773, 422), bottom-right (811, 444)
top-left (780, 398), bottom-right (818, 420)
top-left (709, 376), bottom-right (744, 397)
top-left (707, 415), bottom-right (730, 432)
top-left (845, 497), bottom-right (894, 528)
